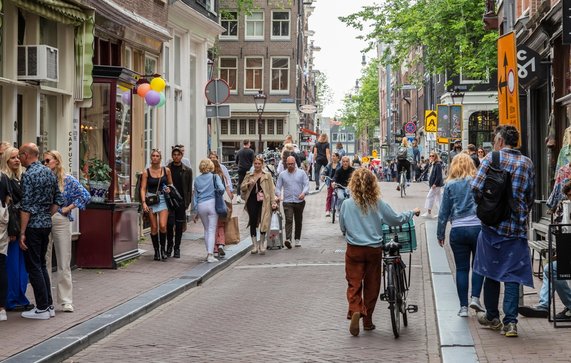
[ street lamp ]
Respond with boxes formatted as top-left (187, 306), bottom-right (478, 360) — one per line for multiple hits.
top-left (450, 86), bottom-right (465, 105)
top-left (253, 90), bottom-right (267, 153)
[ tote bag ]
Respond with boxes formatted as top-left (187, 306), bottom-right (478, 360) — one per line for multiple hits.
top-left (224, 216), bottom-right (240, 245)
top-left (212, 175), bottom-right (227, 218)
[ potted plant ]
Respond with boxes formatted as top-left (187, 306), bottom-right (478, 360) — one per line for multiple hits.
top-left (86, 158), bottom-right (112, 203)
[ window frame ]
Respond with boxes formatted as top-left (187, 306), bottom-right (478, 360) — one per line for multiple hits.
top-left (244, 56), bottom-right (264, 94)
top-left (220, 11), bottom-right (238, 40)
top-left (271, 10), bottom-right (290, 40)
top-left (270, 56), bottom-right (290, 94)
top-left (245, 11), bottom-right (264, 41)
top-left (219, 57), bottom-right (238, 93)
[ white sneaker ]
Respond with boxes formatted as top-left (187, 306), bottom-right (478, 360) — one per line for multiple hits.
top-left (469, 297), bottom-right (485, 313)
top-left (458, 306), bottom-right (469, 317)
top-left (49, 305), bottom-right (55, 317)
top-left (62, 304), bottom-right (74, 313)
top-left (206, 254), bottom-right (219, 263)
top-left (21, 307), bottom-right (50, 320)
top-left (295, 239), bottom-right (301, 247)
top-left (0, 309), bottom-right (7, 321)
top-left (420, 212), bottom-right (430, 218)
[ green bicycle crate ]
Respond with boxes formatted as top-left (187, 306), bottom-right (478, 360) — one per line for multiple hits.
top-left (382, 220), bottom-right (417, 253)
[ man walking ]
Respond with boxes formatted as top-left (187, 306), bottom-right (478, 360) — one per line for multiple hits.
top-left (166, 146), bottom-right (193, 258)
top-left (275, 156), bottom-right (309, 248)
top-left (18, 143), bottom-right (63, 319)
top-left (471, 125), bottom-right (535, 337)
top-left (235, 139), bottom-right (255, 203)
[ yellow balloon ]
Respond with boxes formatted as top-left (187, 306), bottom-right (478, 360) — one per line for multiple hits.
top-left (150, 77), bottom-right (166, 92)
top-left (118, 85), bottom-right (129, 92)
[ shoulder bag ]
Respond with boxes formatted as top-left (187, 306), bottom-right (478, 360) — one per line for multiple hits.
top-left (256, 180), bottom-right (265, 202)
top-left (145, 168), bottom-right (161, 206)
top-left (213, 174), bottom-right (227, 218)
top-left (4, 175), bottom-right (21, 237)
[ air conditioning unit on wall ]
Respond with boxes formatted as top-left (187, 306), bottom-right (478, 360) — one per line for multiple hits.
top-left (17, 45), bottom-right (59, 82)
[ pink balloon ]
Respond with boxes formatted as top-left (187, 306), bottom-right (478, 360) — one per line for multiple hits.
top-left (145, 90), bottom-right (161, 106)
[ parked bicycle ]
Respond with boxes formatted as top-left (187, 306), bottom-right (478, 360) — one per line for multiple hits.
top-left (380, 219), bottom-right (419, 338)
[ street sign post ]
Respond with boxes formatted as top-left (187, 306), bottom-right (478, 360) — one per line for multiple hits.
top-left (497, 32), bottom-right (521, 135)
top-left (204, 79), bottom-right (230, 104)
top-left (206, 105), bottom-right (231, 118)
top-left (404, 121), bottom-right (417, 134)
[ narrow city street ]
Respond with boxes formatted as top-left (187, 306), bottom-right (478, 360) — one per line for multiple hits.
top-left (66, 182), bottom-right (441, 362)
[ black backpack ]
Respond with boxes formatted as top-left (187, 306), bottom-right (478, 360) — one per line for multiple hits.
top-left (475, 151), bottom-right (513, 226)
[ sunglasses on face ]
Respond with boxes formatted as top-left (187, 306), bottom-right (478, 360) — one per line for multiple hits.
top-left (43, 159), bottom-right (51, 165)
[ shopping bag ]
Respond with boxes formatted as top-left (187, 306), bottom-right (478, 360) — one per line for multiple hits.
top-left (270, 211), bottom-right (280, 232)
top-left (224, 216), bottom-right (240, 245)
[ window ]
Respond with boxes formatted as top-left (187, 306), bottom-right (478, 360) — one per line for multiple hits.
top-left (125, 47), bottom-right (133, 71)
top-left (276, 119), bottom-right (283, 134)
top-left (219, 57), bottom-right (237, 92)
top-left (221, 11), bottom-right (238, 39)
top-left (230, 119), bottom-right (238, 134)
top-left (267, 119), bottom-right (274, 135)
top-left (240, 119), bottom-right (247, 134)
top-left (197, 0), bottom-right (215, 13)
top-left (271, 57), bottom-right (289, 93)
top-left (245, 11), bottom-right (264, 40)
top-left (174, 35), bottom-right (181, 86)
top-left (259, 119), bottom-right (265, 134)
top-left (347, 133), bottom-right (355, 142)
top-left (271, 11), bottom-right (290, 39)
top-left (332, 133), bottom-right (338, 142)
top-left (221, 119), bottom-right (228, 134)
top-left (249, 119), bottom-right (256, 134)
top-left (339, 133), bottom-right (347, 142)
top-left (245, 57), bottom-right (263, 92)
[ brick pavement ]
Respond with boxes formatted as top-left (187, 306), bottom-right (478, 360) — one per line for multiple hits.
top-left (66, 182), bottom-right (441, 362)
top-left (0, 204), bottom-right (253, 361)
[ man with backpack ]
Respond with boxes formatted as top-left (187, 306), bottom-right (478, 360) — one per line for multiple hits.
top-left (470, 125), bottom-right (535, 338)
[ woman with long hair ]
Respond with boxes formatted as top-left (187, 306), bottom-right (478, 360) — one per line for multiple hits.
top-left (43, 150), bottom-right (91, 313)
top-left (192, 159), bottom-right (225, 263)
top-left (477, 147), bottom-right (486, 163)
top-left (0, 146), bottom-right (32, 317)
top-left (241, 155), bottom-right (277, 255)
top-left (323, 152), bottom-right (340, 217)
top-left (421, 151), bottom-right (444, 218)
top-left (140, 149), bottom-right (173, 261)
top-left (436, 153), bottom-right (485, 317)
top-left (339, 168), bottom-right (420, 336)
top-left (212, 159), bottom-right (232, 258)
top-left (312, 133), bottom-right (330, 190)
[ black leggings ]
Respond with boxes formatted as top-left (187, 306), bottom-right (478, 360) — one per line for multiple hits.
top-left (246, 191), bottom-right (263, 236)
top-left (397, 159), bottom-right (411, 181)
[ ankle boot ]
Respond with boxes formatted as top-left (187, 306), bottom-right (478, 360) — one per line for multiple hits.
top-left (159, 232), bottom-right (167, 261)
top-left (151, 234), bottom-right (160, 261)
top-left (250, 236), bottom-right (258, 254)
top-left (166, 241), bottom-right (173, 258)
top-left (259, 233), bottom-right (267, 255)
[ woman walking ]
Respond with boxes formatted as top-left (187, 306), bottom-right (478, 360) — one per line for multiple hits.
top-left (339, 168), bottom-right (420, 336)
top-left (421, 152), bottom-right (444, 218)
top-left (436, 153), bottom-right (485, 317)
top-left (140, 149), bottom-right (173, 261)
top-left (0, 146), bottom-right (32, 314)
top-left (241, 155), bottom-right (276, 255)
top-left (323, 153), bottom-right (340, 217)
top-left (212, 159), bottom-right (232, 258)
top-left (43, 150), bottom-right (91, 313)
top-left (193, 159), bottom-right (225, 263)
top-left (312, 134), bottom-right (330, 190)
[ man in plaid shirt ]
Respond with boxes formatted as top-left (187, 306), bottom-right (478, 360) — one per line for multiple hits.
top-left (471, 125), bottom-right (535, 338)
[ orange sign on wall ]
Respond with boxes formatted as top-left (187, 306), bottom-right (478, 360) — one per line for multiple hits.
top-left (497, 32), bottom-right (521, 134)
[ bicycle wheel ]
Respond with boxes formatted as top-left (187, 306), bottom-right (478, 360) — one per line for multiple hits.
top-left (397, 265), bottom-right (408, 327)
top-left (400, 173), bottom-right (405, 198)
top-left (331, 193), bottom-right (337, 224)
top-left (387, 263), bottom-right (401, 338)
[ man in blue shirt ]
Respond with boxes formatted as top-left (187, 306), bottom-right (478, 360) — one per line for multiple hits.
top-left (275, 156), bottom-right (309, 248)
top-left (18, 143), bottom-right (63, 320)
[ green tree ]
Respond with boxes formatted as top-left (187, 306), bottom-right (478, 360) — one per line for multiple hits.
top-left (314, 71), bottom-right (333, 112)
top-left (340, 0), bottom-right (498, 83)
top-left (340, 60), bottom-right (380, 140)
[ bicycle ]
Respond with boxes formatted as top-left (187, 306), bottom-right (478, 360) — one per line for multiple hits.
top-left (380, 219), bottom-right (419, 338)
top-left (330, 183), bottom-right (348, 224)
top-left (399, 170), bottom-right (407, 198)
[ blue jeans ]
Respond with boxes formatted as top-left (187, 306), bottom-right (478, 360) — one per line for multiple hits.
top-left (23, 227), bottom-right (53, 311)
top-left (538, 261), bottom-right (571, 309)
top-left (314, 160), bottom-right (327, 188)
top-left (449, 226), bottom-right (484, 307)
top-left (484, 279), bottom-right (519, 324)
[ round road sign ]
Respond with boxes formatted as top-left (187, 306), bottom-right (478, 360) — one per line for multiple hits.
top-left (404, 121), bottom-right (416, 134)
top-left (205, 79), bottom-right (230, 104)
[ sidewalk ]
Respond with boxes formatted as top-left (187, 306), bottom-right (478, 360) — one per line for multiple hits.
top-left (1, 204), bottom-right (253, 362)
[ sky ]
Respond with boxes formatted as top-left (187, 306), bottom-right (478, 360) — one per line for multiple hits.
top-left (310, 0), bottom-right (378, 118)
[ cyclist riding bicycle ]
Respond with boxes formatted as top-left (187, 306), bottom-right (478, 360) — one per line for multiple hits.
top-left (339, 168), bottom-right (420, 337)
top-left (332, 155), bottom-right (354, 211)
top-left (396, 138), bottom-right (413, 191)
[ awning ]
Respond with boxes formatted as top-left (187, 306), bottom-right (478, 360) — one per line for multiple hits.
top-left (9, 0), bottom-right (87, 25)
top-left (301, 127), bottom-right (318, 136)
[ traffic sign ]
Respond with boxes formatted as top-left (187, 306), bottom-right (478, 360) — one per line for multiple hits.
top-left (372, 150), bottom-right (378, 158)
top-left (204, 79), bottom-right (230, 104)
top-left (206, 105), bottom-right (231, 118)
top-left (437, 137), bottom-right (449, 144)
top-left (497, 32), bottom-right (521, 134)
top-left (425, 110), bottom-right (437, 133)
top-left (299, 104), bottom-right (318, 114)
top-left (404, 121), bottom-right (416, 134)
top-left (361, 156), bottom-right (370, 164)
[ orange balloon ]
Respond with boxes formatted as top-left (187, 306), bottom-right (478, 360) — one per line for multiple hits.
top-left (137, 83), bottom-right (151, 98)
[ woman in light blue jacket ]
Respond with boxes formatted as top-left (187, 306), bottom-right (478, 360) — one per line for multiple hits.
top-left (437, 153), bottom-right (485, 317)
top-left (193, 159), bottom-right (225, 263)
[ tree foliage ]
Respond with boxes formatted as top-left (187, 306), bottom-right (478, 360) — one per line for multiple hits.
top-left (340, 0), bottom-right (498, 83)
top-left (315, 71), bottom-right (334, 112)
top-left (340, 60), bottom-right (380, 139)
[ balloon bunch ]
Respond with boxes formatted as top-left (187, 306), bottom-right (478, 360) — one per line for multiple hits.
top-left (133, 77), bottom-right (166, 107)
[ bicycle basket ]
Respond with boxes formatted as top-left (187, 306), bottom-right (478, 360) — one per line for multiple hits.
top-left (381, 220), bottom-right (417, 253)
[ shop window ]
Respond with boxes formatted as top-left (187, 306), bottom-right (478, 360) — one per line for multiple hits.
top-left (276, 119), bottom-right (283, 134)
top-left (115, 86), bottom-right (131, 201)
top-left (219, 57), bottom-right (238, 92)
top-left (271, 57), bottom-right (289, 93)
top-left (221, 119), bottom-right (228, 134)
top-left (80, 83), bottom-right (110, 183)
top-left (230, 119), bottom-right (237, 134)
top-left (245, 57), bottom-right (263, 92)
top-left (249, 119), bottom-right (256, 134)
top-left (271, 11), bottom-right (290, 40)
top-left (220, 11), bottom-right (238, 39)
top-left (468, 111), bottom-right (498, 149)
top-left (240, 119), bottom-right (247, 134)
top-left (245, 12), bottom-right (264, 40)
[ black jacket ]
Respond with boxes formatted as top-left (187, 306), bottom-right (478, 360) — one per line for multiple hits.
top-left (428, 161), bottom-right (444, 187)
top-left (167, 162), bottom-right (193, 209)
